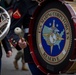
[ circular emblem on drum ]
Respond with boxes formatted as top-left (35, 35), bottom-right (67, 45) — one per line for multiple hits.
top-left (36, 9), bottom-right (72, 65)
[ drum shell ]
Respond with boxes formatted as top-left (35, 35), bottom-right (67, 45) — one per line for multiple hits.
top-left (64, 1), bottom-right (76, 73)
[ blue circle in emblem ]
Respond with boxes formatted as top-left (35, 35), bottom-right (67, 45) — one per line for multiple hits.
top-left (41, 17), bottom-right (66, 56)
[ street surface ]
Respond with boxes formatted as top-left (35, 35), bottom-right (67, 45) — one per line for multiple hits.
top-left (1, 45), bottom-right (76, 75)
top-left (1, 46), bottom-right (32, 75)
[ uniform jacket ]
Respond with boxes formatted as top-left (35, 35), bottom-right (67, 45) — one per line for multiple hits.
top-left (7, 0), bottom-right (37, 49)
top-left (7, 0), bottom-right (38, 62)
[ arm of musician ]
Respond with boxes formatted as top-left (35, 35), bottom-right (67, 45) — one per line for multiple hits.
top-left (8, 32), bottom-right (27, 50)
top-left (1, 36), bottom-right (12, 57)
top-left (8, 33), bottom-right (22, 50)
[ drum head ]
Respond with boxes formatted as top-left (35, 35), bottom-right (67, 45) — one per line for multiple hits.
top-left (29, 0), bottom-right (75, 74)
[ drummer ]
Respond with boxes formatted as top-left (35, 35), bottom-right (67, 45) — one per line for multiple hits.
top-left (6, 0), bottom-right (46, 75)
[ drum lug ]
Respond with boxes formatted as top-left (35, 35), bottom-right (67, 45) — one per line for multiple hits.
top-left (47, 73), bottom-right (50, 75)
top-left (71, 16), bottom-right (76, 19)
top-left (69, 59), bottom-right (76, 62)
top-left (30, 17), bottom-right (34, 19)
top-left (37, 65), bottom-right (40, 68)
top-left (30, 51), bottom-right (33, 54)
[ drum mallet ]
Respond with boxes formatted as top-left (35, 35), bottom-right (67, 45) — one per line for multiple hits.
top-left (14, 27), bottom-right (29, 45)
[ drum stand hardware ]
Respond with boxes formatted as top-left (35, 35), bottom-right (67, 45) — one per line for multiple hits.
top-left (69, 59), bottom-right (76, 62)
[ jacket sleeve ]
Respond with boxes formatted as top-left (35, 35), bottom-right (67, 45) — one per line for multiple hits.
top-left (7, 31), bottom-right (21, 51)
top-left (2, 36), bottom-right (12, 54)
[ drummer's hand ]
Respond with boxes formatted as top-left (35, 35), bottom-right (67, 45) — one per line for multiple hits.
top-left (18, 38), bottom-right (27, 49)
top-left (6, 51), bottom-right (12, 57)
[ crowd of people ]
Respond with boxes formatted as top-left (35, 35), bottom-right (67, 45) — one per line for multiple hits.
top-left (0, 0), bottom-right (46, 75)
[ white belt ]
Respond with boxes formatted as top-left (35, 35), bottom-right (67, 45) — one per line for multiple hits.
top-left (24, 28), bottom-right (29, 33)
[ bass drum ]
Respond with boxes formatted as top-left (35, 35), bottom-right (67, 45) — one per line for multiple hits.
top-left (29, 0), bottom-right (76, 74)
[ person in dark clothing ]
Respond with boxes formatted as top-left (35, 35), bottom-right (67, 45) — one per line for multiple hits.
top-left (0, 0), bottom-right (28, 71)
top-left (0, 37), bottom-right (12, 73)
top-left (0, 0), bottom-right (12, 73)
top-left (0, 0), bottom-right (16, 9)
top-left (1, 37), bottom-right (12, 57)
top-left (5, 0), bottom-right (46, 75)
